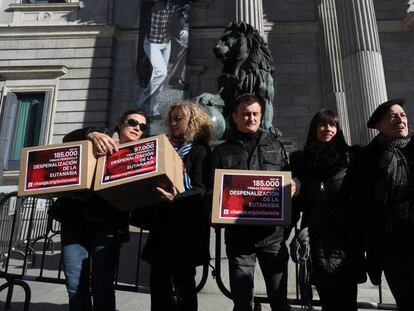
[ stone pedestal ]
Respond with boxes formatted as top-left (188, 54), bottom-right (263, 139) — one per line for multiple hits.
top-left (336, 0), bottom-right (388, 145)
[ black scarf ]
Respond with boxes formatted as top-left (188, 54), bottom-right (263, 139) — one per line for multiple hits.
top-left (304, 141), bottom-right (349, 181)
top-left (233, 130), bottom-right (261, 161)
top-left (374, 133), bottom-right (412, 230)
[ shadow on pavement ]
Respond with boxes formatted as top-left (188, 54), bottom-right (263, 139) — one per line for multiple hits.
top-left (0, 302), bottom-right (67, 311)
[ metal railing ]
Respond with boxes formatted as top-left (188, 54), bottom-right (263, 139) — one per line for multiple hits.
top-left (0, 192), bottom-right (31, 311)
top-left (211, 227), bottom-right (398, 311)
top-left (0, 192), bottom-right (209, 300)
top-left (0, 191), bottom-right (398, 310)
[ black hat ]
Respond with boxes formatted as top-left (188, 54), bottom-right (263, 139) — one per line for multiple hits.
top-left (367, 98), bottom-right (406, 129)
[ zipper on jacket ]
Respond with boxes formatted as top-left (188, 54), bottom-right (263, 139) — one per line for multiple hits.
top-left (320, 182), bottom-right (325, 192)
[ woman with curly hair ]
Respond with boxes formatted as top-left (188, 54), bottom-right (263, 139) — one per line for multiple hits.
top-left (141, 100), bottom-right (213, 311)
top-left (290, 110), bottom-right (365, 311)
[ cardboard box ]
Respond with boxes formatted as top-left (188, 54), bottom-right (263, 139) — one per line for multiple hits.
top-left (18, 140), bottom-right (96, 197)
top-left (94, 134), bottom-right (185, 211)
top-left (211, 169), bottom-right (292, 226)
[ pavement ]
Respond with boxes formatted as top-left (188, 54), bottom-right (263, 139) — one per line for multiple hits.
top-left (0, 274), bottom-right (397, 311)
top-left (0, 229), bottom-right (397, 311)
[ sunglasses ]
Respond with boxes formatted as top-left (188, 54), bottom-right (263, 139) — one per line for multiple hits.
top-left (125, 119), bottom-right (147, 131)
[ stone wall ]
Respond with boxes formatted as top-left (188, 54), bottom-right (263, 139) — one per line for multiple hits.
top-left (374, 0), bottom-right (407, 20)
top-left (0, 26), bottom-right (115, 144)
top-left (377, 2), bottom-right (414, 122)
top-left (268, 29), bottom-right (321, 147)
top-left (263, 0), bottom-right (318, 21)
top-left (1, 1), bottom-right (413, 149)
top-left (381, 30), bottom-right (414, 118)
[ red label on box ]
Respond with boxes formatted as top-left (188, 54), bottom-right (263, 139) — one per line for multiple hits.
top-left (101, 139), bottom-right (158, 184)
top-left (219, 173), bottom-right (284, 220)
top-left (25, 145), bottom-right (82, 191)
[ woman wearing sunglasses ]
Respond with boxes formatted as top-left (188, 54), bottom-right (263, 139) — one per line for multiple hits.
top-left (141, 100), bottom-right (213, 311)
top-left (49, 110), bottom-right (147, 311)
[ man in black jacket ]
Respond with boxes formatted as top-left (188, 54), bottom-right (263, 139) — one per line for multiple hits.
top-left (212, 94), bottom-right (293, 311)
top-left (353, 98), bottom-right (414, 311)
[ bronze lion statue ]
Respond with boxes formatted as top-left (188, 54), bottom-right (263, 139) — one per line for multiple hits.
top-left (213, 22), bottom-right (276, 132)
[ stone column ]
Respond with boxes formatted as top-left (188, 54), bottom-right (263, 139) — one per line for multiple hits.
top-left (335, 0), bottom-right (388, 145)
top-left (318, 0), bottom-right (351, 143)
top-left (229, 0), bottom-right (264, 36)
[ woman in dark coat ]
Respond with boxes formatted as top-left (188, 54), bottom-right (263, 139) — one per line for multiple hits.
top-left (50, 110), bottom-right (148, 311)
top-left (290, 110), bottom-right (365, 311)
top-left (141, 100), bottom-right (212, 311)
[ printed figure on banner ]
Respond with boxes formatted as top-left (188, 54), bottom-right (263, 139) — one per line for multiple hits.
top-left (136, 0), bottom-right (192, 132)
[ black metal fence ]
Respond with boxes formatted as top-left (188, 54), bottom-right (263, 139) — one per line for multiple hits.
top-left (0, 191), bottom-right (209, 308)
top-left (0, 192), bottom-right (32, 311)
top-left (211, 227), bottom-right (398, 311)
top-left (0, 191), bottom-right (397, 310)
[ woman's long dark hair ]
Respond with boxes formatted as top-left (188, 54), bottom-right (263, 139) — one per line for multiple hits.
top-left (304, 109), bottom-right (348, 151)
top-left (302, 109), bottom-right (350, 178)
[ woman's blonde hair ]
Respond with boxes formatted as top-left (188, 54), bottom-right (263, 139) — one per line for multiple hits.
top-left (166, 100), bottom-right (213, 144)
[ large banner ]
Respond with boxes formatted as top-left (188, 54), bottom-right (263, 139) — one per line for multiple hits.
top-left (136, 0), bottom-right (192, 133)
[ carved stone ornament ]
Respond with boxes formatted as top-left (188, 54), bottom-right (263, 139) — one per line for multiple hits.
top-left (37, 12), bottom-right (51, 22)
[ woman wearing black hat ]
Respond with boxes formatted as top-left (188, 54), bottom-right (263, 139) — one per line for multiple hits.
top-left (352, 98), bottom-right (414, 311)
top-left (290, 110), bottom-right (366, 311)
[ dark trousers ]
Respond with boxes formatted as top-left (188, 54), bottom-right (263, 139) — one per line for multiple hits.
top-left (315, 282), bottom-right (357, 311)
top-left (61, 221), bottom-right (118, 311)
top-left (150, 264), bottom-right (197, 311)
top-left (382, 251), bottom-right (414, 311)
top-left (226, 241), bottom-right (290, 311)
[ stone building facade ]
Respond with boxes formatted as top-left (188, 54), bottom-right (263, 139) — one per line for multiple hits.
top-left (0, 0), bottom-right (414, 189)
